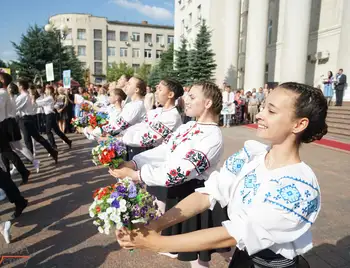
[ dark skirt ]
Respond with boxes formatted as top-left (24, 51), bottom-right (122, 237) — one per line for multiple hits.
top-left (162, 179), bottom-right (231, 262)
top-left (57, 108), bottom-right (69, 121)
top-left (4, 118), bottom-right (22, 142)
top-left (228, 249), bottom-right (301, 268)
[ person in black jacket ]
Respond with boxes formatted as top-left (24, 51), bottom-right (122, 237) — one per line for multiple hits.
top-left (335, 68), bottom-right (347, 106)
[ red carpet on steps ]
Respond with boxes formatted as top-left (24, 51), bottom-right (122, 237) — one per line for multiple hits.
top-left (243, 124), bottom-right (350, 152)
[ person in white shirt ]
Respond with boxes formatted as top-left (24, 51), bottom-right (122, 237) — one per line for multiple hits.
top-left (116, 82), bottom-right (328, 268)
top-left (100, 76), bottom-right (146, 137)
top-left (94, 86), bottom-right (109, 108)
top-left (16, 79), bottom-right (58, 163)
top-left (144, 86), bottom-right (155, 111)
top-left (221, 85), bottom-right (235, 127)
top-left (35, 86), bottom-right (72, 150)
top-left (111, 82), bottom-right (231, 266)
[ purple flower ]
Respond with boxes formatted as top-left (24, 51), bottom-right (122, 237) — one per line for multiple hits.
top-left (111, 191), bottom-right (119, 199)
top-left (111, 199), bottom-right (120, 208)
top-left (128, 183), bottom-right (137, 198)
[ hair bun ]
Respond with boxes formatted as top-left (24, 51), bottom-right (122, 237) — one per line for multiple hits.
top-left (304, 123), bottom-right (328, 143)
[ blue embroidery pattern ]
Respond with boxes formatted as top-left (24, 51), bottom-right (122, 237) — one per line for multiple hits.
top-left (244, 173), bottom-right (257, 188)
top-left (240, 170), bottom-right (260, 205)
top-left (278, 184), bottom-right (301, 204)
top-left (225, 147), bottom-right (250, 175)
top-left (302, 197), bottom-right (319, 217)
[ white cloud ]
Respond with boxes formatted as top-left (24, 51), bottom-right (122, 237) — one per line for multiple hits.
top-left (0, 50), bottom-right (17, 62)
top-left (113, 0), bottom-right (173, 21)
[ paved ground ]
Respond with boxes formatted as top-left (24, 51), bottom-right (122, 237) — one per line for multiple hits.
top-left (0, 126), bottom-right (349, 268)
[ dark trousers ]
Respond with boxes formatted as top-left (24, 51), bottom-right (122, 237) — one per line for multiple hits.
top-left (36, 113), bottom-right (46, 133)
top-left (19, 115), bottom-right (56, 155)
top-left (335, 90), bottom-right (344, 106)
top-left (0, 167), bottom-right (26, 205)
top-left (45, 113), bottom-right (71, 148)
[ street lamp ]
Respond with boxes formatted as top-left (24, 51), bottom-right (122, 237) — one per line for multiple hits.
top-left (45, 23), bottom-right (69, 80)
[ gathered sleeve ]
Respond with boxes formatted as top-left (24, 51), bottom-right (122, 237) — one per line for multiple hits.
top-left (223, 175), bottom-right (320, 256)
top-left (36, 96), bottom-right (54, 107)
top-left (139, 134), bottom-right (223, 187)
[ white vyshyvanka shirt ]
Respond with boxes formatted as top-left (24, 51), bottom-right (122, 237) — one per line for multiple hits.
top-left (102, 100), bottom-right (146, 135)
top-left (122, 106), bottom-right (182, 148)
top-left (196, 140), bottom-right (320, 260)
top-left (95, 95), bottom-right (109, 108)
top-left (221, 91), bottom-right (235, 115)
top-left (132, 121), bottom-right (223, 187)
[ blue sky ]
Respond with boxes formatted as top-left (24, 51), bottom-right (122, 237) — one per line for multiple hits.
top-left (0, 0), bottom-right (174, 62)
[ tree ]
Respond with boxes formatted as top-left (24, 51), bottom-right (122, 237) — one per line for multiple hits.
top-left (174, 38), bottom-right (190, 86)
top-left (12, 24), bottom-right (84, 85)
top-left (190, 20), bottom-right (217, 82)
top-left (0, 59), bottom-right (7, 68)
top-left (107, 62), bottom-right (134, 82)
top-left (136, 63), bottom-right (152, 84)
top-left (158, 44), bottom-right (175, 79)
top-left (148, 64), bottom-right (162, 88)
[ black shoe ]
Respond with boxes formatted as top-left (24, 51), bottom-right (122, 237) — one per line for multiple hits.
top-left (20, 171), bottom-right (30, 186)
top-left (51, 150), bottom-right (58, 164)
top-left (67, 140), bottom-right (72, 149)
top-left (12, 199), bottom-right (28, 219)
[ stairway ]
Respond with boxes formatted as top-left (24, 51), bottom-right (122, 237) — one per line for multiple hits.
top-left (326, 105), bottom-right (350, 138)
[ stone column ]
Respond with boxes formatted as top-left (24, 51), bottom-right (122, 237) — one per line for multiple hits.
top-left (337, 0), bottom-right (350, 101)
top-left (224, 0), bottom-right (241, 88)
top-left (280, 0), bottom-right (312, 83)
top-left (244, 0), bottom-right (269, 90)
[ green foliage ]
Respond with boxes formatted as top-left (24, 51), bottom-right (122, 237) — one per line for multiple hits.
top-left (189, 20), bottom-right (217, 83)
top-left (12, 24), bottom-right (84, 84)
top-left (136, 63), bottom-right (152, 84)
top-left (158, 44), bottom-right (175, 79)
top-left (107, 62), bottom-right (134, 82)
top-left (148, 64), bottom-right (162, 88)
top-left (174, 38), bottom-right (190, 86)
top-left (0, 59), bottom-right (7, 68)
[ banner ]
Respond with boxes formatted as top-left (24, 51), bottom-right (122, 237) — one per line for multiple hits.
top-left (63, 70), bottom-right (71, 88)
top-left (45, 63), bottom-right (54, 81)
top-left (0, 68), bottom-right (11, 74)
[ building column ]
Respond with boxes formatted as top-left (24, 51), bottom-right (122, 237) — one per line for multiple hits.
top-left (244, 0), bottom-right (269, 90)
top-left (337, 0), bottom-right (350, 101)
top-left (224, 0), bottom-right (241, 88)
top-left (280, 0), bottom-right (312, 83)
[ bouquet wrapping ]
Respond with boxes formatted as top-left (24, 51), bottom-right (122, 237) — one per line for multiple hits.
top-left (89, 179), bottom-right (162, 235)
top-left (92, 137), bottom-right (127, 168)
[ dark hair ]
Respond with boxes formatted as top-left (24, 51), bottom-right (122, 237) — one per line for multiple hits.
top-left (339, 68), bottom-right (343, 72)
top-left (18, 79), bottom-right (30, 90)
top-left (110, 88), bottom-right (127, 101)
top-left (0, 72), bottom-right (13, 87)
top-left (161, 79), bottom-right (184, 99)
top-left (328, 71), bottom-right (333, 79)
top-left (193, 81), bottom-right (223, 115)
top-left (279, 82), bottom-right (328, 143)
top-left (133, 76), bottom-right (147, 96)
top-left (29, 85), bottom-right (40, 100)
top-left (8, 83), bottom-right (19, 96)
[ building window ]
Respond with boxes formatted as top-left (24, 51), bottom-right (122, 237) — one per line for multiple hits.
top-left (77, 46), bottom-right (86, 56)
top-left (265, 63), bottom-right (269, 83)
top-left (77, 29), bottom-right (86, 40)
top-left (144, 33), bottom-right (152, 43)
top-left (156, 50), bottom-right (162, 59)
top-left (132, 48), bottom-right (140, 58)
top-left (167, 35), bottom-right (174, 44)
top-left (120, 31), bottom-right (128, 41)
top-left (132, 64), bottom-right (140, 72)
top-left (107, 30), bottom-right (116, 41)
top-left (188, 13), bottom-right (192, 27)
top-left (156, 34), bottom-right (164, 44)
top-left (94, 29), bottom-right (102, 39)
top-left (132, 32), bottom-right (140, 42)
top-left (197, 5), bottom-right (202, 20)
top-left (267, 19), bottom-right (273, 45)
top-left (94, 40), bottom-right (102, 61)
top-left (108, 47), bottom-right (116, 56)
top-left (94, 62), bottom-right (103, 75)
top-left (144, 49), bottom-right (152, 58)
top-left (120, 47), bottom-right (128, 57)
top-left (66, 29), bottom-right (72, 40)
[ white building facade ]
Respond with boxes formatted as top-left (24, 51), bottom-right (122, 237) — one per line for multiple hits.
top-left (175, 0), bottom-right (350, 101)
top-left (49, 14), bottom-right (174, 84)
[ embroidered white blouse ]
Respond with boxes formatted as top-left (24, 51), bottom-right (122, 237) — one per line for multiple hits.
top-left (102, 100), bottom-right (146, 135)
top-left (122, 106), bottom-right (182, 148)
top-left (132, 121), bottom-right (223, 187)
top-left (196, 140), bottom-right (321, 260)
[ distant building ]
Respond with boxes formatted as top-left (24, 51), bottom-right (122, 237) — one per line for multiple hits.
top-left (175, 0), bottom-right (350, 101)
top-left (49, 13), bottom-right (174, 84)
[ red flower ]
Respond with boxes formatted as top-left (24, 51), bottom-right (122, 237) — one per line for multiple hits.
top-left (183, 132), bottom-right (189, 137)
top-left (96, 206), bottom-right (101, 213)
top-left (194, 130), bottom-right (200, 134)
top-left (185, 170), bottom-right (191, 176)
top-left (153, 135), bottom-right (157, 139)
top-left (154, 114), bottom-right (158, 118)
top-left (144, 133), bottom-right (148, 137)
top-left (182, 138), bottom-right (188, 142)
top-left (93, 189), bottom-right (100, 198)
top-left (172, 144), bottom-right (177, 150)
top-left (169, 169), bottom-right (178, 177)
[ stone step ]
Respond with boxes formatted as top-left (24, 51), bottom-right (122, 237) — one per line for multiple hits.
top-left (328, 106), bottom-right (350, 112)
top-left (327, 122), bottom-right (350, 131)
top-left (324, 133), bottom-right (350, 143)
top-left (328, 127), bottom-right (350, 137)
top-left (327, 113), bottom-right (350, 120)
top-left (327, 109), bottom-right (350, 115)
top-left (326, 117), bottom-right (350, 124)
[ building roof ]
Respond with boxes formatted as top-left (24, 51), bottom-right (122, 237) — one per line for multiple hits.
top-left (107, 20), bottom-right (174, 30)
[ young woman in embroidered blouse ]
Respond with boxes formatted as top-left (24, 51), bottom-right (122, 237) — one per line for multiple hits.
top-left (110, 82), bottom-right (231, 267)
top-left (99, 76), bottom-right (147, 138)
top-left (84, 88), bottom-right (126, 140)
top-left (116, 82), bottom-right (328, 268)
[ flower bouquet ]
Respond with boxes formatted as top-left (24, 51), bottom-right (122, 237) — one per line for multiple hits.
top-left (92, 137), bottom-right (127, 168)
top-left (89, 179), bottom-right (162, 234)
top-left (81, 102), bottom-right (93, 113)
top-left (71, 115), bottom-right (89, 128)
top-left (88, 112), bottom-right (109, 129)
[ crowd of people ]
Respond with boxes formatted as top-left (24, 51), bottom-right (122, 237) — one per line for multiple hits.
top-left (0, 71), bottom-right (330, 267)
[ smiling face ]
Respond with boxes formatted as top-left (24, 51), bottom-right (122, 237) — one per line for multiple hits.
top-left (185, 85), bottom-right (210, 117)
top-left (256, 87), bottom-right (309, 144)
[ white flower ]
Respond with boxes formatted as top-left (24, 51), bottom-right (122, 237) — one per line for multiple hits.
top-left (106, 207), bottom-right (113, 214)
top-left (93, 220), bottom-right (100, 226)
top-left (89, 211), bottom-right (95, 218)
top-left (119, 199), bottom-right (127, 212)
top-left (98, 212), bottom-right (107, 220)
top-left (116, 222), bottom-right (123, 230)
top-left (104, 227), bottom-right (110, 235)
top-left (132, 219), bottom-right (147, 224)
top-left (107, 198), bottom-right (115, 204)
top-left (98, 226), bottom-right (104, 234)
top-left (109, 213), bottom-right (120, 223)
top-left (96, 199), bottom-right (104, 205)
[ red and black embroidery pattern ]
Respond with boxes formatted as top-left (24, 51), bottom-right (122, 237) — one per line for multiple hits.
top-left (116, 116), bottom-right (129, 131)
top-left (166, 167), bottom-right (191, 187)
top-left (184, 149), bottom-right (210, 175)
top-left (140, 132), bottom-right (159, 147)
top-left (150, 121), bottom-right (172, 139)
top-left (170, 124), bottom-right (203, 152)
